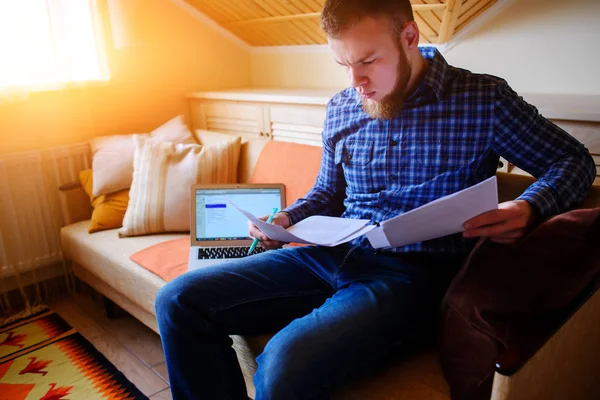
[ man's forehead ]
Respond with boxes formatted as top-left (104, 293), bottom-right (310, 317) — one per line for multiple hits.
top-left (329, 33), bottom-right (393, 65)
top-left (332, 49), bottom-right (377, 66)
top-left (340, 15), bottom-right (394, 37)
top-left (328, 18), bottom-right (394, 47)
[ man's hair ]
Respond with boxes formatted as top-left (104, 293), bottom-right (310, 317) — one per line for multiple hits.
top-left (321, 0), bottom-right (415, 38)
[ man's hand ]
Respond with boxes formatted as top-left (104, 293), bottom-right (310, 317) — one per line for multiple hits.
top-left (463, 200), bottom-right (535, 244)
top-left (247, 212), bottom-right (291, 250)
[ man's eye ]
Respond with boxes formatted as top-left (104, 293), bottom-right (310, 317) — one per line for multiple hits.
top-left (363, 60), bottom-right (375, 65)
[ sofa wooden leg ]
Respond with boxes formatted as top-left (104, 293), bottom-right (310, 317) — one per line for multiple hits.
top-left (103, 296), bottom-right (118, 319)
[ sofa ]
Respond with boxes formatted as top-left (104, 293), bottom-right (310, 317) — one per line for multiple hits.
top-left (60, 132), bottom-right (600, 400)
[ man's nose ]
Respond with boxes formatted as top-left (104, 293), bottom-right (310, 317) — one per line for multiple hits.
top-left (348, 67), bottom-right (367, 89)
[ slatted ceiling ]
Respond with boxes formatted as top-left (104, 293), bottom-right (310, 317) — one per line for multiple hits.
top-left (459, 0), bottom-right (478, 18)
top-left (456, 0), bottom-right (495, 31)
top-left (255, 0), bottom-right (323, 46)
top-left (413, 13), bottom-right (437, 43)
top-left (184, 0), bottom-right (499, 46)
top-left (415, 0), bottom-right (444, 26)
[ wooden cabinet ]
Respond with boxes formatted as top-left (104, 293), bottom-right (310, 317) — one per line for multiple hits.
top-left (187, 88), bottom-right (600, 184)
top-left (190, 100), bottom-right (265, 138)
top-left (267, 104), bottom-right (327, 146)
top-left (190, 100), bottom-right (327, 146)
top-left (188, 88), bottom-right (336, 145)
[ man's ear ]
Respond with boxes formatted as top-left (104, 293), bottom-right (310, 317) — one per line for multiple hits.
top-left (402, 21), bottom-right (420, 50)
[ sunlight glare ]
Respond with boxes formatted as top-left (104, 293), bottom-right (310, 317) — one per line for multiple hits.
top-left (0, 0), bottom-right (105, 88)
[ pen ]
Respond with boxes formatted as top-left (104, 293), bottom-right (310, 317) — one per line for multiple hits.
top-left (248, 207), bottom-right (279, 255)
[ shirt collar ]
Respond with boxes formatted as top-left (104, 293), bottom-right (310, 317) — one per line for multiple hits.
top-left (417, 46), bottom-right (450, 100)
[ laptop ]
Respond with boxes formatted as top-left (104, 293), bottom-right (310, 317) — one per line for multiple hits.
top-left (188, 183), bottom-right (286, 271)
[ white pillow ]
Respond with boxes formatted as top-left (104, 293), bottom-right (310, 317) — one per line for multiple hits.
top-left (90, 115), bottom-right (195, 197)
top-left (151, 115), bottom-right (197, 144)
top-left (118, 135), bottom-right (242, 237)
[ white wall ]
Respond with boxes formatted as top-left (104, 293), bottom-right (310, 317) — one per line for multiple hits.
top-left (444, 0), bottom-right (600, 95)
top-left (251, 0), bottom-right (600, 96)
top-left (0, 0), bottom-right (252, 154)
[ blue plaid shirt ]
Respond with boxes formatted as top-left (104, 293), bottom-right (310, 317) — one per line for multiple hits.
top-left (283, 47), bottom-right (596, 255)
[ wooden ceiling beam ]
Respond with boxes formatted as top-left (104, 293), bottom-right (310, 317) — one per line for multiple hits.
top-left (224, 12), bottom-right (320, 26)
top-left (223, 3), bottom-right (447, 27)
top-left (438, 0), bottom-right (461, 43)
top-left (412, 3), bottom-right (447, 12)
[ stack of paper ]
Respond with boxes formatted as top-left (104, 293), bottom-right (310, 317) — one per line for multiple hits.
top-left (230, 176), bottom-right (498, 249)
top-left (229, 202), bottom-right (376, 246)
top-left (366, 176), bottom-right (498, 249)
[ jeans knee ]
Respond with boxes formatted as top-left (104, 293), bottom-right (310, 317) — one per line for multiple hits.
top-left (154, 281), bottom-right (170, 312)
top-left (154, 280), bottom-right (178, 324)
top-left (154, 277), bottom-right (201, 328)
top-left (254, 339), bottom-right (325, 400)
top-left (254, 352), bottom-right (296, 399)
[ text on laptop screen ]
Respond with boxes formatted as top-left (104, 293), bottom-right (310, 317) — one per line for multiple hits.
top-left (195, 188), bottom-right (282, 241)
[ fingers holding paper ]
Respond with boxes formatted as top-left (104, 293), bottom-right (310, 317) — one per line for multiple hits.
top-left (247, 212), bottom-right (291, 249)
top-left (462, 200), bottom-right (535, 244)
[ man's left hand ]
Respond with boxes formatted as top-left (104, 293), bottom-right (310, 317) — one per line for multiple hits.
top-left (463, 200), bottom-right (535, 244)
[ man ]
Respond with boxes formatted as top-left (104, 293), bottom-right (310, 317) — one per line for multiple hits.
top-left (155, 0), bottom-right (596, 398)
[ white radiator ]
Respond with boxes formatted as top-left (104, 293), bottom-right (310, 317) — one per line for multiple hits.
top-left (0, 143), bottom-right (91, 279)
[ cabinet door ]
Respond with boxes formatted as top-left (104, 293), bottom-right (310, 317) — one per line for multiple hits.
top-left (267, 105), bottom-right (326, 147)
top-left (190, 100), bottom-right (266, 139)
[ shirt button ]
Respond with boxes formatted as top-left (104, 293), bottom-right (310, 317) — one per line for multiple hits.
top-left (390, 140), bottom-right (399, 146)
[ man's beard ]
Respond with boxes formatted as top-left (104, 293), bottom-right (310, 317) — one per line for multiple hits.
top-left (362, 48), bottom-right (411, 120)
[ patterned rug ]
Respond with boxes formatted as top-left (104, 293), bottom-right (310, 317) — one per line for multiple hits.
top-left (0, 309), bottom-right (148, 399)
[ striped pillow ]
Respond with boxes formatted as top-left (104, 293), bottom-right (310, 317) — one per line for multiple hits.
top-left (118, 135), bottom-right (241, 237)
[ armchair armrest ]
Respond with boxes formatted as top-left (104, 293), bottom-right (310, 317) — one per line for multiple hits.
top-left (58, 181), bottom-right (92, 226)
top-left (494, 277), bottom-right (599, 376)
top-left (491, 288), bottom-right (600, 400)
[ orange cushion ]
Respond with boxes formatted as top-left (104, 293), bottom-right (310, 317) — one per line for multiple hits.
top-left (130, 237), bottom-right (189, 282)
top-left (131, 141), bottom-right (323, 280)
top-left (80, 169), bottom-right (130, 233)
top-left (249, 141), bottom-right (322, 207)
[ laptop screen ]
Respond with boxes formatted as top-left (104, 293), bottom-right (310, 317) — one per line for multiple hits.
top-left (195, 187), bottom-right (283, 242)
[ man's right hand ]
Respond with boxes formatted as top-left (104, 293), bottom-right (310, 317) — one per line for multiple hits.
top-left (247, 212), bottom-right (291, 250)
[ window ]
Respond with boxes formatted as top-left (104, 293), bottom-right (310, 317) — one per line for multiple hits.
top-left (0, 0), bottom-right (107, 90)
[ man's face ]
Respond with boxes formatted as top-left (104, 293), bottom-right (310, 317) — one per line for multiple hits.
top-left (328, 16), bottom-right (411, 119)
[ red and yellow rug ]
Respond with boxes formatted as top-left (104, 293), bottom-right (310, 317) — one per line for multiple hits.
top-left (0, 309), bottom-right (147, 399)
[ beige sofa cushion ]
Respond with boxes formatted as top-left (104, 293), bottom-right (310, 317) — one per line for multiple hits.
top-left (61, 220), bottom-right (182, 314)
top-left (196, 130), bottom-right (267, 183)
top-left (118, 135), bottom-right (242, 237)
top-left (90, 115), bottom-right (197, 197)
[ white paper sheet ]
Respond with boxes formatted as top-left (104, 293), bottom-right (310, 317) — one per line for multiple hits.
top-left (228, 201), bottom-right (376, 246)
top-left (366, 176), bottom-right (499, 249)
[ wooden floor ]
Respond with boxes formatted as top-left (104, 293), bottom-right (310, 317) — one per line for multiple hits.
top-left (50, 292), bottom-right (451, 400)
top-left (52, 294), bottom-right (172, 400)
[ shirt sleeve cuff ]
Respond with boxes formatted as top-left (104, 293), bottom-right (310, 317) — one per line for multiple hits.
top-left (280, 208), bottom-right (302, 226)
top-left (516, 183), bottom-right (561, 219)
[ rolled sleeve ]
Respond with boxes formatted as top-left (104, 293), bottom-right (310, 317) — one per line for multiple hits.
top-left (493, 82), bottom-right (596, 218)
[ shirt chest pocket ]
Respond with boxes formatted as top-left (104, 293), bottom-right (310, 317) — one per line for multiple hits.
top-left (335, 139), bottom-right (374, 165)
top-left (334, 140), bottom-right (377, 193)
top-left (412, 138), bottom-right (483, 183)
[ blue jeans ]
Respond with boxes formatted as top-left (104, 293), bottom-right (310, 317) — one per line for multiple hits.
top-left (155, 244), bottom-right (463, 399)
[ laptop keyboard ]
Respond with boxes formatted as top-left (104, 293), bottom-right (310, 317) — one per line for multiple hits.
top-left (197, 246), bottom-right (267, 259)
